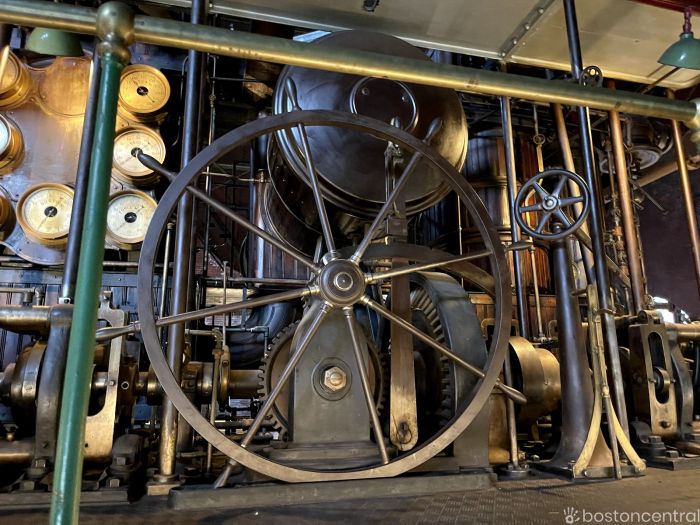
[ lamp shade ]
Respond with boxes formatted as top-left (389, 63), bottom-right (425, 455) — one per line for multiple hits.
top-left (26, 28), bottom-right (83, 57)
top-left (658, 31), bottom-right (700, 70)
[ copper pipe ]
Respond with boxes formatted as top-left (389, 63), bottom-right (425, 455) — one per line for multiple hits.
top-left (608, 83), bottom-right (646, 312)
top-left (552, 103), bottom-right (595, 282)
top-left (669, 89), bottom-right (700, 298)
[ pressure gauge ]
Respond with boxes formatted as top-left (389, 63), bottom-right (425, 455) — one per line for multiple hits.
top-left (118, 65), bottom-right (170, 121)
top-left (106, 190), bottom-right (157, 249)
top-left (17, 183), bottom-right (74, 246)
top-left (0, 114), bottom-right (23, 172)
top-left (112, 126), bottom-right (166, 186)
top-left (0, 49), bottom-right (31, 108)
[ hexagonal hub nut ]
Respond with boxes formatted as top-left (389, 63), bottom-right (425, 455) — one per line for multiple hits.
top-left (323, 366), bottom-right (347, 392)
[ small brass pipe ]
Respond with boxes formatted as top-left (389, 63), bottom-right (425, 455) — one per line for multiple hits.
top-left (0, 439), bottom-right (33, 464)
top-left (0, 305), bottom-right (53, 334)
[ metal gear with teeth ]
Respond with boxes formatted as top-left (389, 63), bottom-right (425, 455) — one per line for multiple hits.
top-left (258, 319), bottom-right (386, 435)
top-left (410, 285), bottom-right (454, 427)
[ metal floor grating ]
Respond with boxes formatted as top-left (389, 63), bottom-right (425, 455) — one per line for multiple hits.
top-left (7, 468), bottom-right (700, 524)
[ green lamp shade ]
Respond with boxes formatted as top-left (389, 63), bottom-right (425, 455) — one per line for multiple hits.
top-left (26, 27), bottom-right (83, 57)
top-left (658, 31), bottom-right (700, 70)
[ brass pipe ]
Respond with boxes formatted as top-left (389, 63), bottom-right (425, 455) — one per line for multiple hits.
top-left (667, 322), bottom-right (700, 341)
top-left (669, 89), bottom-right (700, 298)
top-left (1, 1), bottom-right (699, 129)
top-left (552, 103), bottom-right (595, 284)
top-left (607, 86), bottom-right (646, 313)
top-left (0, 439), bottom-right (33, 464)
top-left (0, 305), bottom-right (52, 334)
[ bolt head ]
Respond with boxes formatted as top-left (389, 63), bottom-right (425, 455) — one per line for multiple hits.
top-left (323, 366), bottom-right (347, 392)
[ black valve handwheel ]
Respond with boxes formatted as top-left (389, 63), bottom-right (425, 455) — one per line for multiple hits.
top-left (580, 65), bottom-right (603, 87)
top-left (515, 168), bottom-right (590, 241)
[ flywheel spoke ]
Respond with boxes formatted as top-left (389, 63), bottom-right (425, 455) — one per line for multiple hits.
top-left (156, 286), bottom-right (317, 328)
top-left (362, 296), bottom-right (527, 405)
top-left (342, 307), bottom-right (390, 465)
top-left (365, 249), bottom-right (492, 283)
top-left (136, 150), bottom-right (320, 274)
top-left (284, 78), bottom-right (336, 254)
top-left (240, 303), bottom-right (332, 448)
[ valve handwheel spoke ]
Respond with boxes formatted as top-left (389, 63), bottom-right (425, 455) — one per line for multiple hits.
top-left (515, 168), bottom-right (591, 241)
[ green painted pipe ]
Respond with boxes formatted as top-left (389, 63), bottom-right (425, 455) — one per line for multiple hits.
top-left (49, 4), bottom-right (133, 524)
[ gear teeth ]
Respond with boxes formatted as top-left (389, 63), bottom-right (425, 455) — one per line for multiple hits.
top-left (409, 287), bottom-right (454, 427)
top-left (256, 321), bottom-right (300, 434)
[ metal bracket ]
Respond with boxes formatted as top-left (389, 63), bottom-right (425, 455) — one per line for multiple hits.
top-left (573, 285), bottom-right (646, 478)
top-left (498, 0), bottom-right (556, 60)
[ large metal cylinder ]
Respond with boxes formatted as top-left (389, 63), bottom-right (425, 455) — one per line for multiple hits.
top-left (270, 30), bottom-right (468, 219)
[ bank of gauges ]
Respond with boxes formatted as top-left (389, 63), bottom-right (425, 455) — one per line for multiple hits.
top-left (106, 190), bottom-right (157, 250)
top-left (114, 64), bottom-right (169, 186)
top-left (0, 48), bottom-right (31, 109)
top-left (16, 183), bottom-right (74, 246)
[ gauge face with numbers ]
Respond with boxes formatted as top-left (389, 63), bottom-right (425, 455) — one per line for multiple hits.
top-left (118, 65), bottom-right (170, 117)
top-left (112, 126), bottom-right (166, 184)
top-left (17, 183), bottom-right (74, 245)
top-left (106, 190), bottom-right (157, 249)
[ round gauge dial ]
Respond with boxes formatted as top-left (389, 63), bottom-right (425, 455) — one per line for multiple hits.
top-left (106, 190), bottom-right (157, 248)
top-left (112, 126), bottom-right (166, 185)
top-left (0, 49), bottom-right (21, 93)
top-left (118, 65), bottom-right (170, 118)
top-left (0, 114), bottom-right (23, 171)
top-left (0, 49), bottom-right (31, 108)
top-left (17, 183), bottom-right (74, 245)
top-left (0, 115), bottom-right (10, 153)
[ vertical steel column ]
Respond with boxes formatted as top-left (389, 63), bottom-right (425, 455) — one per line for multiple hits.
top-left (61, 48), bottom-right (101, 301)
top-left (607, 90), bottom-right (646, 312)
top-left (563, 0), bottom-right (628, 436)
top-left (548, 230), bottom-right (596, 468)
top-left (500, 96), bottom-right (526, 471)
top-left (49, 3), bottom-right (133, 523)
top-left (668, 90), bottom-right (700, 297)
top-left (157, 0), bottom-right (207, 481)
top-left (500, 97), bottom-right (528, 338)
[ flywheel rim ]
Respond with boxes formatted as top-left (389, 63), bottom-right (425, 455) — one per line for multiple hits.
top-left (137, 109), bottom-right (511, 482)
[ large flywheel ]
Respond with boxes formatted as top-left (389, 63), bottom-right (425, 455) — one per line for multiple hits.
top-left (137, 108), bottom-right (514, 482)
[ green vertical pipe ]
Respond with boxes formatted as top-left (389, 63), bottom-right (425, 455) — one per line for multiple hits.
top-left (49, 36), bottom-right (128, 525)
